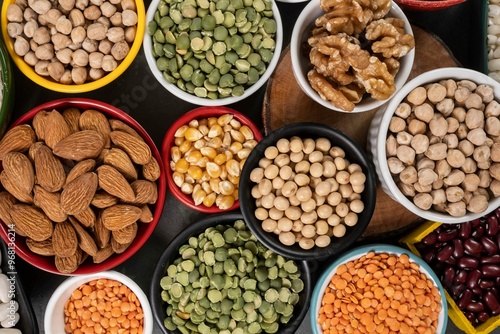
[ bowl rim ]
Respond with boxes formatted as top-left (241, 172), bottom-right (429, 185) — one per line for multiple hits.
top-left (394, 0), bottom-right (466, 11)
top-left (0, 36), bottom-right (14, 137)
top-left (309, 244), bottom-right (449, 334)
top-left (0, 97), bottom-right (167, 275)
top-left (0, 0), bottom-right (146, 93)
top-left (239, 122), bottom-right (377, 261)
top-left (161, 106), bottom-right (263, 213)
top-left (143, 0), bottom-right (283, 106)
top-left (44, 270), bottom-right (153, 334)
top-left (290, 0), bottom-right (415, 113)
top-left (150, 212), bottom-right (312, 334)
top-left (374, 67), bottom-right (500, 224)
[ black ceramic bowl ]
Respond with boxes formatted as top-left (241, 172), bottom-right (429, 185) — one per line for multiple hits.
top-left (150, 212), bottom-right (312, 334)
top-left (0, 36), bottom-right (14, 138)
top-left (239, 122), bottom-right (377, 261)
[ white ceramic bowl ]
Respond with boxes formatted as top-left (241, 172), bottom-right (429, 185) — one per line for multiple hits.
top-left (368, 67), bottom-right (500, 224)
top-left (44, 271), bottom-right (153, 334)
top-left (310, 244), bottom-right (448, 334)
top-left (290, 0), bottom-right (414, 113)
top-left (143, 0), bottom-right (283, 106)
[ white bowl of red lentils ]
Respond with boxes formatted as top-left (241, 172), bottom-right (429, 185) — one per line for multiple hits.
top-left (44, 271), bottom-right (153, 334)
top-left (310, 244), bottom-right (448, 334)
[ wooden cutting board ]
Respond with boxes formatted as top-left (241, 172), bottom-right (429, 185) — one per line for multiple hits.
top-left (262, 25), bottom-right (460, 238)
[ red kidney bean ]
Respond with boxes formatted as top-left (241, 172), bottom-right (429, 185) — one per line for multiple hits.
top-left (484, 291), bottom-right (500, 314)
top-left (457, 256), bottom-right (480, 269)
top-left (487, 215), bottom-right (499, 237)
top-left (422, 248), bottom-right (436, 264)
top-left (464, 238), bottom-right (483, 255)
top-left (472, 286), bottom-right (483, 296)
top-left (472, 218), bottom-right (482, 228)
top-left (459, 221), bottom-right (472, 239)
top-left (464, 311), bottom-right (477, 325)
top-left (466, 269), bottom-right (482, 290)
top-left (452, 238), bottom-right (464, 259)
top-left (479, 279), bottom-right (495, 289)
top-left (466, 302), bottom-right (485, 313)
top-left (472, 225), bottom-right (485, 239)
top-left (451, 284), bottom-right (466, 298)
top-left (496, 234), bottom-right (500, 250)
top-left (436, 245), bottom-right (454, 262)
top-left (457, 289), bottom-right (474, 310)
top-left (421, 231), bottom-right (438, 246)
top-left (481, 264), bottom-right (500, 277)
top-left (438, 229), bottom-right (458, 242)
top-left (442, 266), bottom-right (455, 288)
top-left (444, 256), bottom-right (457, 266)
top-left (477, 311), bottom-right (490, 323)
top-left (454, 269), bottom-right (468, 285)
top-left (481, 236), bottom-right (499, 255)
top-left (480, 255), bottom-right (500, 264)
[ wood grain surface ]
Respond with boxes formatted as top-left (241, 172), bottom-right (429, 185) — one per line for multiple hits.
top-left (262, 25), bottom-right (460, 238)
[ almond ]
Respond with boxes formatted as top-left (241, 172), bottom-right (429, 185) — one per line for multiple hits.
top-left (34, 144), bottom-right (66, 192)
top-left (33, 185), bottom-right (67, 223)
top-left (68, 217), bottom-right (98, 257)
top-left (110, 130), bottom-right (151, 165)
top-left (53, 130), bottom-right (105, 161)
top-left (130, 180), bottom-right (158, 205)
top-left (142, 156), bottom-right (161, 181)
top-left (0, 171), bottom-right (33, 203)
top-left (111, 222), bottom-right (137, 244)
top-left (138, 204), bottom-right (153, 223)
top-left (55, 248), bottom-right (81, 273)
top-left (79, 109), bottom-right (112, 148)
top-left (10, 204), bottom-right (53, 241)
top-left (28, 141), bottom-right (44, 161)
top-left (61, 172), bottom-right (98, 215)
top-left (26, 238), bottom-right (55, 256)
top-left (65, 159), bottom-right (96, 186)
top-left (111, 237), bottom-right (132, 254)
top-left (103, 148), bottom-right (138, 181)
top-left (2, 152), bottom-right (35, 201)
top-left (94, 211), bottom-right (111, 248)
top-left (91, 191), bottom-right (119, 209)
top-left (93, 244), bottom-right (114, 264)
top-left (32, 110), bottom-right (49, 140)
top-left (62, 107), bottom-right (81, 133)
top-left (0, 191), bottom-right (17, 225)
top-left (52, 220), bottom-right (78, 257)
top-left (0, 124), bottom-right (36, 160)
top-left (72, 206), bottom-right (96, 228)
top-left (101, 204), bottom-right (141, 231)
top-left (96, 165), bottom-right (135, 202)
top-left (109, 119), bottom-right (141, 139)
top-left (44, 109), bottom-right (72, 149)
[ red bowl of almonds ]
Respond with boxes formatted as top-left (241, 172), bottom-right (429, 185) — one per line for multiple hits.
top-left (0, 97), bottom-right (166, 275)
top-left (161, 106), bottom-right (263, 213)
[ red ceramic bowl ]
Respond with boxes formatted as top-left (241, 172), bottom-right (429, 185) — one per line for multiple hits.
top-left (0, 98), bottom-right (166, 275)
top-left (162, 106), bottom-right (262, 213)
top-left (394, 0), bottom-right (466, 11)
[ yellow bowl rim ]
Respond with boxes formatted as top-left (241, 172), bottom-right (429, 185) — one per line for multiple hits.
top-left (1, 0), bottom-right (145, 93)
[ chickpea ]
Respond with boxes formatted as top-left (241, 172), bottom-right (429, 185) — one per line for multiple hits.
top-left (278, 232), bottom-right (295, 246)
top-left (332, 224), bottom-right (347, 238)
top-left (299, 238), bottom-right (315, 250)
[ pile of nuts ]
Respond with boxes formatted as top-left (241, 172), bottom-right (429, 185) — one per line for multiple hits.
top-left (170, 113), bottom-right (258, 210)
top-left (6, 0), bottom-right (138, 84)
top-left (318, 251), bottom-right (442, 334)
top-left (64, 278), bottom-right (145, 333)
top-left (249, 136), bottom-right (367, 250)
top-left (0, 107), bottom-right (161, 273)
top-left (386, 79), bottom-right (500, 216)
top-left (414, 210), bottom-right (500, 326)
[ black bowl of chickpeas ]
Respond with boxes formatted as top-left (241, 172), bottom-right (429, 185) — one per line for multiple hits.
top-left (239, 122), bottom-right (377, 261)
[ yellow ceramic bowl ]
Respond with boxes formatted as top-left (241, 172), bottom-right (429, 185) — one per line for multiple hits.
top-left (1, 0), bottom-right (145, 93)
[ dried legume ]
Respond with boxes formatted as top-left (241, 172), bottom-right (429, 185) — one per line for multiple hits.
top-left (318, 251), bottom-right (442, 334)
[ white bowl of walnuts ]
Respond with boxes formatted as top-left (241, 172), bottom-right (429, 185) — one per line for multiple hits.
top-left (369, 67), bottom-right (500, 224)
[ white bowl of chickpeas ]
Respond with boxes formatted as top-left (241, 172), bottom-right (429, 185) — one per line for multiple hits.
top-left (239, 122), bottom-right (377, 261)
top-left (44, 270), bottom-right (153, 334)
top-left (369, 67), bottom-right (500, 224)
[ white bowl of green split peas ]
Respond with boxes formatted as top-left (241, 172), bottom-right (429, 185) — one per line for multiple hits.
top-left (143, 0), bottom-right (283, 106)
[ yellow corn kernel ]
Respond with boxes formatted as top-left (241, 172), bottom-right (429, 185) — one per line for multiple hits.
top-left (184, 127), bottom-right (203, 141)
top-left (217, 195), bottom-right (235, 210)
top-left (192, 189), bottom-right (207, 206)
top-left (207, 117), bottom-right (218, 128)
top-left (219, 180), bottom-right (235, 196)
top-left (220, 166), bottom-right (228, 180)
top-left (187, 165), bottom-right (203, 180)
top-left (174, 137), bottom-right (184, 146)
top-left (233, 190), bottom-right (239, 201)
top-left (243, 139), bottom-right (258, 149)
top-left (180, 182), bottom-right (193, 194)
top-left (229, 142), bottom-right (243, 155)
top-left (217, 114), bottom-right (233, 126)
top-left (223, 124), bottom-right (232, 133)
top-left (192, 184), bottom-right (202, 195)
top-left (169, 161), bottom-right (176, 171)
top-left (174, 125), bottom-right (189, 138)
top-left (185, 150), bottom-right (202, 164)
top-left (172, 171), bottom-right (184, 187)
top-left (188, 119), bottom-right (199, 128)
top-left (229, 118), bottom-right (241, 130)
top-left (207, 137), bottom-right (223, 149)
top-left (208, 124), bottom-right (223, 138)
top-left (179, 140), bottom-right (192, 153)
top-left (239, 158), bottom-right (246, 171)
top-left (226, 159), bottom-right (240, 177)
top-left (196, 157), bottom-right (209, 168)
top-left (200, 147), bottom-right (217, 160)
top-left (210, 178), bottom-right (221, 194)
top-left (206, 162), bottom-right (222, 178)
top-left (201, 181), bottom-right (211, 194)
top-left (237, 148), bottom-right (251, 160)
top-left (184, 174), bottom-right (195, 184)
top-left (194, 139), bottom-right (206, 150)
top-left (224, 150), bottom-right (233, 161)
top-left (198, 124), bottom-right (209, 136)
top-left (203, 192), bottom-right (216, 207)
top-left (239, 125), bottom-right (254, 140)
top-left (175, 158), bottom-right (189, 173)
top-left (214, 153), bottom-right (227, 165)
top-left (201, 171), bottom-right (210, 182)
top-left (170, 146), bottom-right (181, 163)
top-left (222, 132), bottom-right (232, 147)
top-left (198, 118), bottom-right (208, 126)
top-left (227, 174), bottom-right (239, 186)
top-left (230, 129), bottom-right (245, 143)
